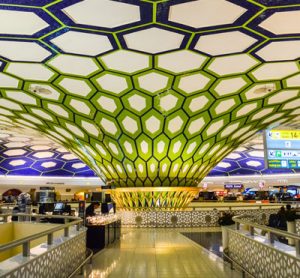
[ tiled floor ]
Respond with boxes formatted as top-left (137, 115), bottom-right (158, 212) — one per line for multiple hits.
top-left (85, 227), bottom-right (241, 278)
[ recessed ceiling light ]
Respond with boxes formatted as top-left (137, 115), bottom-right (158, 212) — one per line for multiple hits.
top-left (29, 85), bottom-right (52, 95)
top-left (254, 85), bottom-right (275, 94)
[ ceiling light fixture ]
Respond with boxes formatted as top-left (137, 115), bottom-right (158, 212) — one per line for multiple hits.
top-left (29, 85), bottom-right (52, 95)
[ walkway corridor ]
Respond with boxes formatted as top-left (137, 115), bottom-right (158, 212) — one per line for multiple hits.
top-left (87, 228), bottom-right (241, 278)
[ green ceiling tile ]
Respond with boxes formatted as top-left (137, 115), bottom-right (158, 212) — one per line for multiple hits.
top-left (54, 76), bottom-right (96, 99)
top-left (103, 136), bottom-right (124, 161)
top-left (210, 75), bottom-right (251, 99)
top-left (164, 110), bottom-right (189, 138)
top-left (43, 100), bottom-right (74, 120)
top-left (27, 107), bottom-right (57, 123)
top-left (117, 110), bottom-right (142, 138)
top-left (174, 71), bottom-right (215, 96)
top-left (91, 92), bottom-right (123, 116)
top-left (210, 95), bottom-right (241, 117)
top-left (170, 157), bottom-right (183, 177)
top-left (122, 90), bottom-right (152, 116)
top-left (155, 50), bottom-right (208, 74)
top-left (90, 138), bottom-right (112, 161)
top-left (141, 110), bottom-right (164, 139)
top-left (75, 115), bottom-right (103, 140)
top-left (153, 178), bottom-right (161, 187)
top-left (123, 158), bottom-right (137, 179)
top-left (58, 118), bottom-right (88, 141)
top-left (168, 134), bottom-right (187, 161)
top-left (91, 72), bottom-right (132, 96)
top-left (265, 89), bottom-right (300, 106)
top-left (102, 160), bottom-right (118, 180)
top-left (5, 62), bottom-right (58, 82)
top-left (95, 112), bottom-right (121, 138)
top-left (205, 54), bottom-right (260, 77)
top-left (136, 134), bottom-right (152, 161)
top-left (0, 72), bottom-right (22, 89)
top-left (144, 178), bottom-right (153, 187)
top-left (178, 158), bottom-right (193, 178)
top-left (119, 134), bottom-right (138, 161)
top-left (184, 111), bottom-right (210, 139)
top-left (181, 139), bottom-right (200, 161)
top-left (193, 137), bottom-right (216, 162)
top-left (47, 54), bottom-right (101, 78)
top-left (202, 115), bottom-right (230, 140)
top-left (64, 96), bottom-right (96, 119)
top-left (159, 157), bottom-right (171, 179)
top-left (153, 134), bottom-right (170, 161)
top-left (133, 69), bottom-right (174, 96)
top-left (153, 90), bottom-right (184, 116)
top-left (146, 158), bottom-right (159, 180)
top-left (99, 49), bottom-right (152, 74)
top-left (183, 92), bottom-right (214, 117)
top-left (112, 159), bottom-right (127, 179)
top-left (2, 89), bottom-right (40, 106)
top-left (216, 118), bottom-right (246, 141)
top-left (232, 100), bottom-right (262, 119)
top-left (134, 158), bottom-right (147, 180)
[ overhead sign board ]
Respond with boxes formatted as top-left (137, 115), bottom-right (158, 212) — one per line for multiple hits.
top-left (264, 130), bottom-right (300, 169)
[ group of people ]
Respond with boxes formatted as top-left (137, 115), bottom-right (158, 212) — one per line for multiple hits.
top-left (268, 204), bottom-right (298, 230)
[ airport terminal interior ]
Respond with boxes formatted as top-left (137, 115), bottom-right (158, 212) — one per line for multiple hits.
top-left (1, 0), bottom-right (300, 277)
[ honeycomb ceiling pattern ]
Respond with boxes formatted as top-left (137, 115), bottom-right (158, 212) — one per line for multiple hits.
top-left (0, 130), bottom-right (297, 177)
top-left (1, 0), bottom-right (300, 187)
top-left (0, 124), bottom-right (96, 177)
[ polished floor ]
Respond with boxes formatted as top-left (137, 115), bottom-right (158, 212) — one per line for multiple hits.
top-left (85, 227), bottom-right (241, 278)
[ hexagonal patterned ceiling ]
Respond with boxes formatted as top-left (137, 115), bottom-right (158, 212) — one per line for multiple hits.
top-left (1, 0), bottom-right (300, 188)
top-left (0, 130), bottom-right (298, 178)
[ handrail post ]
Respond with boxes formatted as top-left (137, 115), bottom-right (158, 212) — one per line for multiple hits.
top-left (268, 232), bottom-right (275, 244)
top-left (47, 233), bottom-right (53, 245)
top-left (296, 240), bottom-right (300, 257)
top-left (23, 241), bottom-right (30, 257)
top-left (235, 222), bottom-right (240, 230)
top-left (250, 226), bottom-right (254, 236)
top-left (64, 227), bottom-right (69, 237)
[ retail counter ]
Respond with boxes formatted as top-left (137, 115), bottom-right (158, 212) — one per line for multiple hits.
top-left (86, 215), bottom-right (121, 252)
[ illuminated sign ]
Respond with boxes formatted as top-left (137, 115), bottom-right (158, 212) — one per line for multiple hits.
top-left (224, 184), bottom-right (243, 189)
top-left (264, 130), bottom-right (300, 169)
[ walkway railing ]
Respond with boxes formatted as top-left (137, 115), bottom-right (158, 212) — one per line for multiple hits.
top-left (0, 213), bottom-right (83, 257)
top-left (0, 213), bottom-right (88, 278)
top-left (223, 214), bottom-right (300, 277)
top-left (233, 214), bottom-right (300, 255)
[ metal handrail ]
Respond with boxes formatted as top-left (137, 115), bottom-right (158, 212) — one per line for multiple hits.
top-left (233, 215), bottom-right (300, 241)
top-left (0, 213), bottom-right (83, 257)
top-left (232, 214), bottom-right (300, 255)
top-left (68, 248), bottom-right (93, 278)
top-left (222, 248), bottom-right (255, 278)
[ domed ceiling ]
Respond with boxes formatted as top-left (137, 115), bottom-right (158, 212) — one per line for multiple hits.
top-left (1, 0), bottom-right (300, 189)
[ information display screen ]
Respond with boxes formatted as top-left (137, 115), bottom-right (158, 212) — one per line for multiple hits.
top-left (264, 129), bottom-right (300, 169)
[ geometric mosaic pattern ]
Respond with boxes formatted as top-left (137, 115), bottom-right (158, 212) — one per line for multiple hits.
top-left (0, 228), bottom-right (86, 278)
top-left (120, 207), bottom-right (279, 228)
top-left (1, 1), bottom-right (300, 187)
top-left (110, 187), bottom-right (199, 210)
top-left (0, 125), bottom-right (296, 178)
top-left (227, 227), bottom-right (300, 278)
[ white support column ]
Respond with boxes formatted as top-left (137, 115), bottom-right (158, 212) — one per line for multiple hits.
top-left (287, 221), bottom-right (296, 246)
